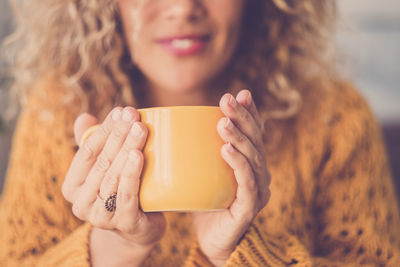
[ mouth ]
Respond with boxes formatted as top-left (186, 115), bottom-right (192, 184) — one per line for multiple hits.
top-left (157, 34), bottom-right (211, 56)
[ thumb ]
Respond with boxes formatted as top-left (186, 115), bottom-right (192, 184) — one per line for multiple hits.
top-left (74, 113), bottom-right (98, 145)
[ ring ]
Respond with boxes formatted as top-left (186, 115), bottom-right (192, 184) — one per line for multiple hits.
top-left (98, 192), bottom-right (117, 212)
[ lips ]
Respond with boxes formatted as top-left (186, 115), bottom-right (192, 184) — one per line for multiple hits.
top-left (157, 34), bottom-right (210, 56)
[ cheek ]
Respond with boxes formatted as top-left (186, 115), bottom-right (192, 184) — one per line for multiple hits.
top-left (212, 0), bottom-right (244, 27)
top-left (119, 0), bottom-right (158, 56)
top-left (120, 0), bottom-right (245, 90)
top-left (212, 2), bottom-right (244, 59)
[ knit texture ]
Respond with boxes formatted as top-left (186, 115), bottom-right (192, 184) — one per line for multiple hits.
top-left (0, 77), bottom-right (399, 266)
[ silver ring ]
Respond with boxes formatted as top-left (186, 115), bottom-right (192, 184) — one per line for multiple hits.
top-left (98, 193), bottom-right (117, 212)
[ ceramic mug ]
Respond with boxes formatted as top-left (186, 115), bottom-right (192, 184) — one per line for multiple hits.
top-left (80, 106), bottom-right (237, 212)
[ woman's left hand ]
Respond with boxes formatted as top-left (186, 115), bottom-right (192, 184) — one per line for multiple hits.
top-left (192, 90), bottom-right (272, 266)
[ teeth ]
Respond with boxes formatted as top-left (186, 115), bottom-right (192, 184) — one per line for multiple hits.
top-left (171, 39), bottom-right (195, 49)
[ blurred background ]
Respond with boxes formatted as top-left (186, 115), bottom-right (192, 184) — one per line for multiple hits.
top-left (0, 0), bottom-right (399, 198)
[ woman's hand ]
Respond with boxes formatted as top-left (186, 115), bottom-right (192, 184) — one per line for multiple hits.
top-left (192, 90), bottom-right (271, 266)
top-left (62, 107), bottom-right (166, 267)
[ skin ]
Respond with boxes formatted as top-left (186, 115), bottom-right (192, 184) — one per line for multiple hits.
top-left (118, 0), bottom-right (244, 107)
top-left (62, 0), bottom-right (271, 266)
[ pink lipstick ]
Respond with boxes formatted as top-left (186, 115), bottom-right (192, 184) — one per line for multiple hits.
top-left (157, 35), bottom-right (210, 56)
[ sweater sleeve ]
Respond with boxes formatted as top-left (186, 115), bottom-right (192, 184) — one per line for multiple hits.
top-left (0, 84), bottom-right (93, 266)
top-left (183, 86), bottom-right (400, 266)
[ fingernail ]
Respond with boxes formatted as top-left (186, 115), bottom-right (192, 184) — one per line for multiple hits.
top-left (227, 142), bottom-right (235, 153)
top-left (122, 109), bottom-right (133, 122)
top-left (128, 150), bottom-right (139, 161)
top-left (225, 117), bottom-right (233, 130)
top-left (112, 109), bottom-right (121, 121)
top-left (246, 92), bottom-right (252, 106)
top-left (130, 122), bottom-right (142, 137)
top-left (228, 95), bottom-right (237, 108)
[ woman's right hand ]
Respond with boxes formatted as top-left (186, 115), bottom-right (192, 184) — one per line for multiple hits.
top-left (62, 107), bottom-right (166, 266)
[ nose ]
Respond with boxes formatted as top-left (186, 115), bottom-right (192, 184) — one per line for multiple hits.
top-left (163, 0), bottom-right (206, 22)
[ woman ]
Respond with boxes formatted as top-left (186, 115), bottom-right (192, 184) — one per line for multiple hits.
top-left (1, 0), bottom-right (399, 266)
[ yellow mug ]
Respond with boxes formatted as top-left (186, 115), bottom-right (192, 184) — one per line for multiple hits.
top-left (80, 106), bottom-right (237, 212)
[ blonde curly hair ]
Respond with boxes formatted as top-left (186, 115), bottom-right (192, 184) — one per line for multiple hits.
top-left (4, 0), bottom-right (337, 144)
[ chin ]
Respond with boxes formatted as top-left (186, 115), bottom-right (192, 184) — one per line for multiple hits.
top-left (153, 73), bottom-right (212, 93)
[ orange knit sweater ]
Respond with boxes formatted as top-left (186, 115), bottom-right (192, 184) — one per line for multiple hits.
top-left (0, 77), bottom-right (399, 266)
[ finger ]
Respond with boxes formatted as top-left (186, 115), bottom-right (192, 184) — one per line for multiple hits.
top-left (72, 148), bottom-right (141, 227)
top-left (217, 117), bottom-right (266, 179)
top-left (98, 121), bottom-right (148, 205)
top-left (97, 106), bottom-right (140, 165)
top-left (82, 107), bottom-right (140, 203)
top-left (218, 116), bottom-right (271, 211)
top-left (121, 121), bottom-right (148, 152)
top-left (73, 185), bottom-right (118, 229)
top-left (221, 142), bottom-right (258, 222)
top-left (235, 90), bottom-right (263, 131)
top-left (72, 190), bottom-right (114, 229)
top-left (113, 150), bottom-right (143, 232)
top-left (63, 108), bottom-right (120, 201)
top-left (219, 93), bottom-right (264, 154)
top-left (74, 113), bottom-right (98, 145)
top-left (86, 191), bottom-right (118, 229)
top-left (113, 150), bottom-right (166, 243)
top-left (227, 91), bottom-right (270, 209)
